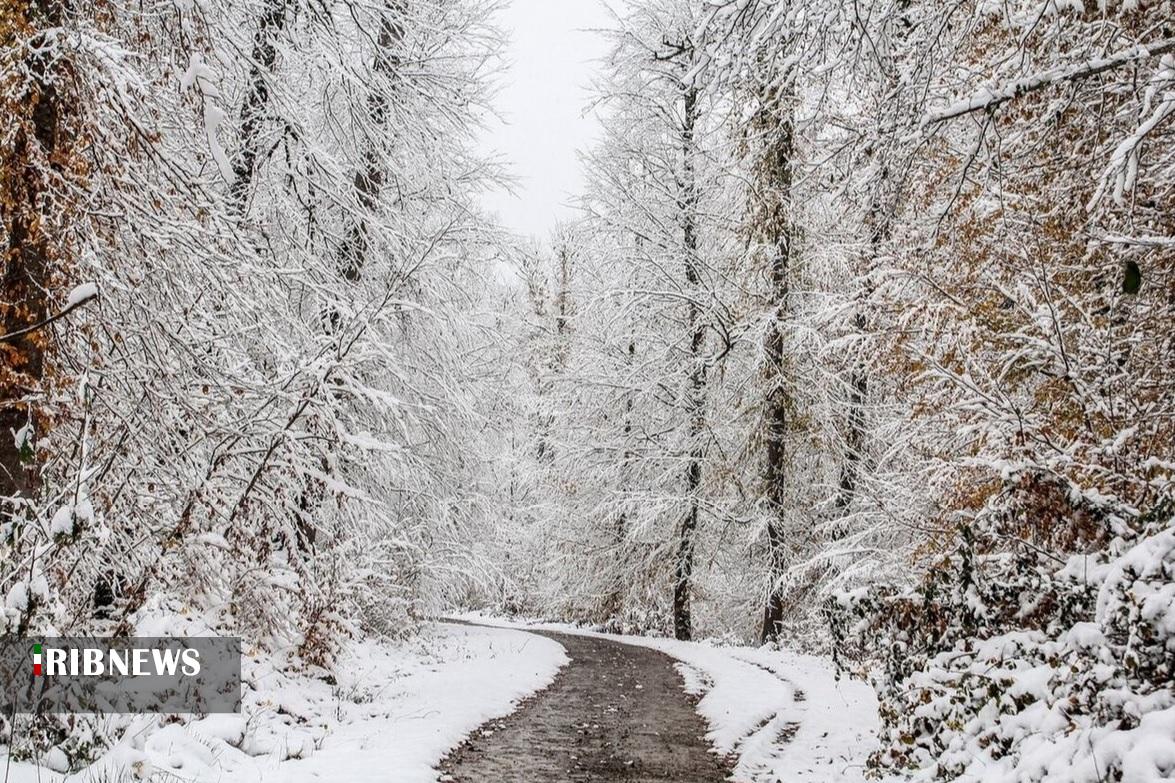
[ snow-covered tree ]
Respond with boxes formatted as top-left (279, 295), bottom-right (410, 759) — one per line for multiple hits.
top-left (1, 0), bottom-right (508, 764)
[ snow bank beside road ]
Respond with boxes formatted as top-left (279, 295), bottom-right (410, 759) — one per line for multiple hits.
top-left (281, 622), bottom-right (566, 783)
top-left (1, 622), bottom-right (566, 783)
top-left (458, 613), bottom-right (879, 782)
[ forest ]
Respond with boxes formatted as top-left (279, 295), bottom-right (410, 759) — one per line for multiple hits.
top-left (1, 0), bottom-right (1172, 781)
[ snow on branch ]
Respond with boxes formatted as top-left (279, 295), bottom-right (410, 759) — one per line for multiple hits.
top-left (924, 37), bottom-right (1175, 125)
top-left (0, 283), bottom-right (98, 343)
top-left (1096, 233), bottom-right (1175, 248)
top-left (1091, 53), bottom-right (1175, 208)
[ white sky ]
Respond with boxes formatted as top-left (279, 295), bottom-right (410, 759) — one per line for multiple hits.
top-left (481, 0), bottom-right (615, 241)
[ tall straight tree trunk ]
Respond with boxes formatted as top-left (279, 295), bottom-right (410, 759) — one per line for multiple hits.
top-left (307, 1), bottom-right (404, 548)
top-left (555, 246), bottom-right (572, 341)
top-left (604, 336), bottom-right (638, 625)
top-left (674, 85), bottom-right (703, 642)
top-left (539, 242), bottom-right (573, 463)
top-left (229, 0), bottom-right (289, 214)
top-left (829, 6), bottom-right (905, 538)
top-left (830, 171), bottom-right (888, 535)
top-left (616, 336), bottom-right (636, 536)
top-left (831, 311), bottom-right (867, 534)
top-left (339, 2), bottom-right (405, 283)
top-left (758, 78), bottom-right (798, 645)
top-left (605, 234), bottom-right (640, 625)
top-left (0, 0), bottom-right (73, 509)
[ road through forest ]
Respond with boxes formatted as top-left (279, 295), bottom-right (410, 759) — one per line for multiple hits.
top-left (439, 626), bottom-right (733, 782)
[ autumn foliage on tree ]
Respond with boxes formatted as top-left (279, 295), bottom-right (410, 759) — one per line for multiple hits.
top-left (0, 0), bottom-right (85, 520)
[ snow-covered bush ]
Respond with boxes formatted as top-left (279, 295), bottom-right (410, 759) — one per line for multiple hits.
top-left (831, 488), bottom-right (1174, 781)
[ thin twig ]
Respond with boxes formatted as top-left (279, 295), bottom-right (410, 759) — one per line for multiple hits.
top-left (0, 290), bottom-right (99, 344)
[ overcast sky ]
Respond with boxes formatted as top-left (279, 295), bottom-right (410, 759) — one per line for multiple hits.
top-left (480, 0), bottom-right (616, 241)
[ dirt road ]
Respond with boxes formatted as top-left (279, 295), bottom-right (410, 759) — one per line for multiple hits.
top-left (439, 628), bottom-right (733, 782)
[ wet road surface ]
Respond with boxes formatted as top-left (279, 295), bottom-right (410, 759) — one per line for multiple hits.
top-left (439, 628), bottom-right (733, 782)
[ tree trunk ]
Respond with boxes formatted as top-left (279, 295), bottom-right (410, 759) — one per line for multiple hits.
top-left (617, 335), bottom-right (636, 536)
top-left (830, 311), bottom-right (867, 536)
top-left (606, 333), bottom-right (637, 624)
top-left (229, 0), bottom-right (289, 214)
top-left (831, 167), bottom-right (891, 534)
top-left (829, 24), bottom-right (901, 539)
top-left (539, 242), bottom-right (573, 463)
top-left (605, 230), bottom-right (641, 625)
top-left (674, 85), bottom-right (703, 642)
top-left (758, 78), bottom-right (797, 646)
top-left (555, 246), bottom-right (571, 341)
top-left (338, 3), bottom-right (405, 283)
top-left (0, 0), bottom-right (72, 508)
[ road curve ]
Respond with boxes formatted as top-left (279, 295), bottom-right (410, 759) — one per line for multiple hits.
top-left (439, 626), bottom-right (733, 782)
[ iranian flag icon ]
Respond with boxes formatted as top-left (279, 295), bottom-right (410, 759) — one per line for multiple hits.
top-left (33, 643), bottom-right (42, 676)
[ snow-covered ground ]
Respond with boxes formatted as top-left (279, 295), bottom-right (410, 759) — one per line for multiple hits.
top-left (3, 616), bottom-right (877, 783)
top-left (457, 613), bottom-right (881, 783)
top-left (0, 623), bottom-right (566, 783)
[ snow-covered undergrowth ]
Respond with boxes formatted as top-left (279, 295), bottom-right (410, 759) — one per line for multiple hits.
top-left (833, 507), bottom-right (1175, 783)
top-left (458, 613), bottom-right (880, 782)
top-left (0, 622), bottom-right (566, 783)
